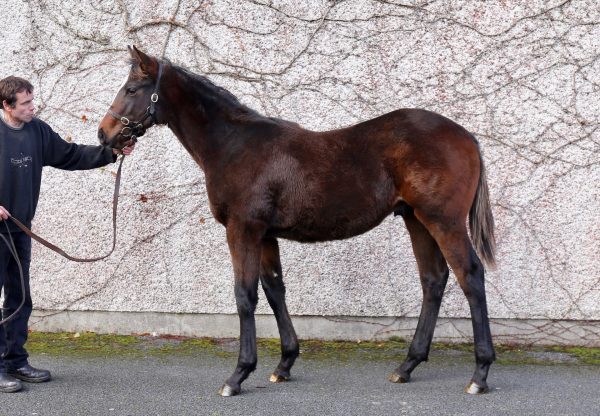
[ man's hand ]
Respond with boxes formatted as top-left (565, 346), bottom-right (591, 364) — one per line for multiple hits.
top-left (0, 206), bottom-right (10, 221)
top-left (112, 143), bottom-right (136, 156)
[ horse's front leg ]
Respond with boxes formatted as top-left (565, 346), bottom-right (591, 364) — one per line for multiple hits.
top-left (218, 221), bottom-right (264, 397)
top-left (259, 237), bottom-right (299, 383)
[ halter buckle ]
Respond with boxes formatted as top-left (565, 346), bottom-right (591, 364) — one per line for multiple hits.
top-left (121, 126), bottom-right (132, 137)
top-left (120, 117), bottom-right (130, 125)
top-left (151, 93), bottom-right (159, 103)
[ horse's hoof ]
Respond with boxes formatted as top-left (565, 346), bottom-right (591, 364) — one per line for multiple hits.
top-left (465, 381), bottom-right (489, 394)
top-left (388, 372), bottom-right (409, 383)
top-left (270, 373), bottom-right (290, 383)
top-left (218, 383), bottom-right (240, 397)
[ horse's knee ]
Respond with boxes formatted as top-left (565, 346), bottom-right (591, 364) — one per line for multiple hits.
top-left (260, 275), bottom-right (286, 297)
top-left (234, 284), bottom-right (259, 315)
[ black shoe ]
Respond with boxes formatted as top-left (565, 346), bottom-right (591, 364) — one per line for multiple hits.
top-left (0, 372), bottom-right (23, 393)
top-left (8, 364), bottom-right (51, 383)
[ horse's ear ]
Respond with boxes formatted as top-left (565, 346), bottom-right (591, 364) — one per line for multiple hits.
top-left (128, 45), bottom-right (157, 77)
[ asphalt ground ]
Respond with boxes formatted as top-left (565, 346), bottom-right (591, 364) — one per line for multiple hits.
top-left (1, 334), bottom-right (599, 416)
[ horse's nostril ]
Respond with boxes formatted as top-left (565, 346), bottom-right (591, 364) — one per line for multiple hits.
top-left (98, 129), bottom-right (106, 143)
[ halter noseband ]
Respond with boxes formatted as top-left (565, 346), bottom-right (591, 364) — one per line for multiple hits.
top-left (108, 62), bottom-right (164, 143)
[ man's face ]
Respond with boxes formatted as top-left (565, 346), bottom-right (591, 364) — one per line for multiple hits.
top-left (4, 90), bottom-right (35, 124)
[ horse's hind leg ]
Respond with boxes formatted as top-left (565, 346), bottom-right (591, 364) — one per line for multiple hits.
top-left (416, 212), bottom-right (495, 394)
top-left (389, 206), bottom-right (449, 384)
top-left (259, 237), bottom-right (300, 383)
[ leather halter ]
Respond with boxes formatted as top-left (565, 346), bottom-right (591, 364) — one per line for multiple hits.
top-left (108, 62), bottom-right (163, 143)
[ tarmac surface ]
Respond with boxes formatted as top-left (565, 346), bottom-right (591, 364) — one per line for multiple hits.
top-left (1, 338), bottom-right (600, 416)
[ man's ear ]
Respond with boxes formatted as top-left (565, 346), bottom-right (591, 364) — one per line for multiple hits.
top-left (2, 100), bottom-right (12, 111)
top-left (128, 45), bottom-right (158, 77)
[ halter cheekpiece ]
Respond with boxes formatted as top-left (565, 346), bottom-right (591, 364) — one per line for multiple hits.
top-left (108, 62), bottom-right (164, 142)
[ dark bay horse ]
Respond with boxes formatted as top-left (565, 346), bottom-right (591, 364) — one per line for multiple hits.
top-left (98, 46), bottom-right (497, 396)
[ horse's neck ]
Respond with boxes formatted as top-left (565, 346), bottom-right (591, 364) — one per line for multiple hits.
top-left (165, 103), bottom-right (256, 171)
top-left (166, 116), bottom-right (212, 171)
top-left (164, 72), bottom-right (278, 170)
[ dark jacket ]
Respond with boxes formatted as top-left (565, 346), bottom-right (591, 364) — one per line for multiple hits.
top-left (0, 114), bottom-right (116, 233)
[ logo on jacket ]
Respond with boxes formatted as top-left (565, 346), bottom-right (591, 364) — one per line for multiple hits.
top-left (11, 154), bottom-right (33, 168)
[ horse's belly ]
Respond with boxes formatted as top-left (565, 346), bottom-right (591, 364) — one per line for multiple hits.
top-left (267, 161), bottom-right (397, 242)
top-left (274, 222), bottom-right (386, 243)
top-left (269, 201), bottom-right (392, 242)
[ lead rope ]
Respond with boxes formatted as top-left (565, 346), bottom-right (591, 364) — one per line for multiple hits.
top-left (9, 155), bottom-right (124, 262)
top-left (0, 155), bottom-right (125, 325)
top-left (0, 223), bottom-right (26, 326)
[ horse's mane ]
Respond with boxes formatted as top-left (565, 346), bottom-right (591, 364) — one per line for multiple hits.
top-left (179, 68), bottom-right (244, 108)
top-left (129, 57), bottom-right (267, 123)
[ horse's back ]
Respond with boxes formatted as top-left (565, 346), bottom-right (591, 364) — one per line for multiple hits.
top-left (271, 109), bottom-right (480, 237)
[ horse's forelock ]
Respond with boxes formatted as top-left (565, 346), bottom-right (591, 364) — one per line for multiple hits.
top-left (124, 56), bottom-right (148, 79)
top-left (127, 59), bottom-right (148, 81)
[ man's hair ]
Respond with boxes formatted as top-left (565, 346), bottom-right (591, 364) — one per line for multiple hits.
top-left (0, 76), bottom-right (33, 108)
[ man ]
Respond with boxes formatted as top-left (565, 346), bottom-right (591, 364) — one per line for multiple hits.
top-left (0, 76), bottom-right (134, 393)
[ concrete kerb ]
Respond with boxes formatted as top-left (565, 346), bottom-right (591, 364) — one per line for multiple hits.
top-left (29, 310), bottom-right (600, 346)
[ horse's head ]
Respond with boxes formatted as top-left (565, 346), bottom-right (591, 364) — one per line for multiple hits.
top-left (98, 46), bottom-right (164, 149)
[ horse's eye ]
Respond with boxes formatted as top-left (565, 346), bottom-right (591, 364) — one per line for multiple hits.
top-left (126, 87), bottom-right (137, 95)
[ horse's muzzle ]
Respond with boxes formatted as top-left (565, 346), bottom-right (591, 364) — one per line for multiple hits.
top-left (98, 126), bottom-right (141, 149)
top-left (98, 128), bottom-right (108, 146)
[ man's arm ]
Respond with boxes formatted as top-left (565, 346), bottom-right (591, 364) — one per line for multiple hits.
top-left (42, 123), bottom-right (134, 170)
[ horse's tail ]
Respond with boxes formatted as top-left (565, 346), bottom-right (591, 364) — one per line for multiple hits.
top-left (469, 148), bottom-right (497, 269)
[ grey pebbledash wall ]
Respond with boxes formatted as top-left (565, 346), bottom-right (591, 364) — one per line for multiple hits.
top-left (1, 0), bottom-right (599, 345)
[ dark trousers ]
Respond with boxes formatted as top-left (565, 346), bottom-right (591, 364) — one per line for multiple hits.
top-left (0, 231), bottom-right (32, 372)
